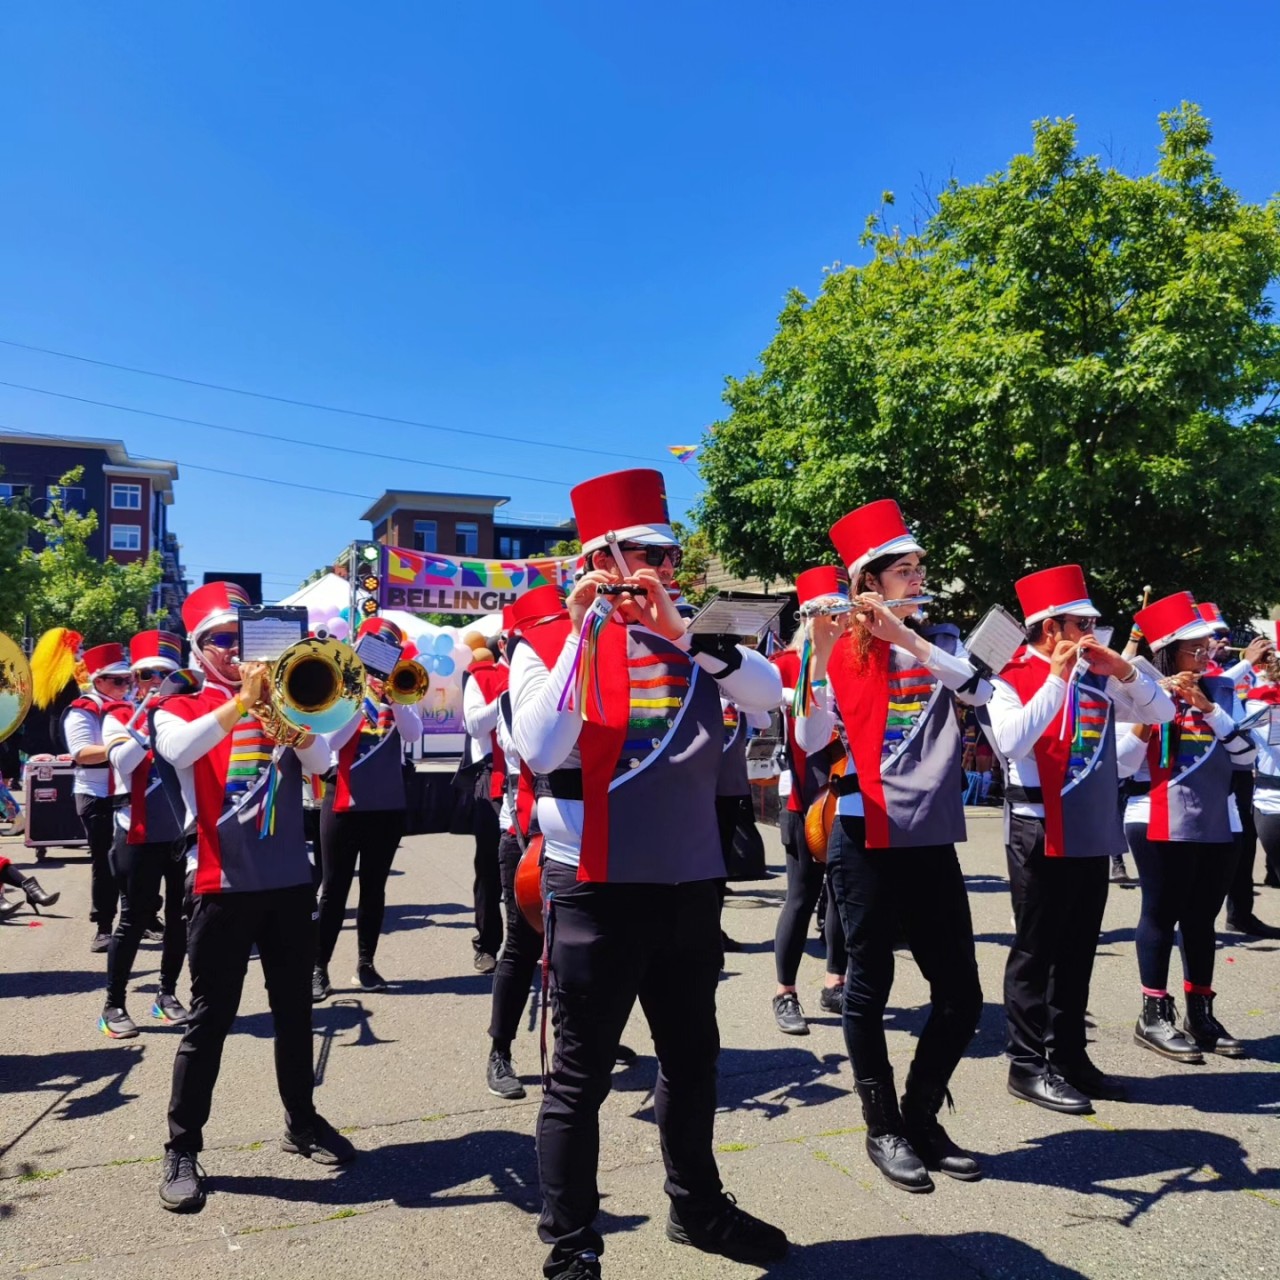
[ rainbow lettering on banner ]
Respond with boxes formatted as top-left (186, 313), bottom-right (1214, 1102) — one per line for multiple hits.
top-left (379, 546), bottom-right (576, 617)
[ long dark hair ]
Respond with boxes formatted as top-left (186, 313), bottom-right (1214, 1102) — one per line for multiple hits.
top-left (846, 552), bottom-right (928, 668)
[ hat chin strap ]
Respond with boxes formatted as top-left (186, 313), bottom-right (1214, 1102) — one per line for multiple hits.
top-left (603, 531), bottom-right (632, 578)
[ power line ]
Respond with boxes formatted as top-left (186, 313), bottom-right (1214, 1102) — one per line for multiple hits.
top-left (0, 336), bottom-right (687, 469)
top-left (0, 379), bottom-right (658, 496)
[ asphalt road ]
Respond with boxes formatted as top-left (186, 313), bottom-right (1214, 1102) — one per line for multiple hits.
top-left (3, 811), bottom-right (1279, 1279)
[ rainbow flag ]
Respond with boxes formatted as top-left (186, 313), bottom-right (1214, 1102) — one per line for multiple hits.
top-left (668, 445), bottom-right (698, 464)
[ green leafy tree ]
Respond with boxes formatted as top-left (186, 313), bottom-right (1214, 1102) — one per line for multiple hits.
top-left (0, 469), bottom-right (39, 638)
top-left (548, 538), bottom-right (582, 558)
top-left (24, 472), bottom-right (165, 645)
top-left (698, 104), bottom-right (1280, 624)
top-left (671, 521), bottom-right (716, 608)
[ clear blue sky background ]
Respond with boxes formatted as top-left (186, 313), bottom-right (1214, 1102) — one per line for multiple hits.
top-left (2, 1), bottom-right (1277, 599)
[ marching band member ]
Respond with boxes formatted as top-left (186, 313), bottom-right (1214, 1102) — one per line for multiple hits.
top-left (800, 499), bottom-right (988, 1192)
top-left (988, 566), bottom-right (1173, 1112)
top-left (462, 632), bottom-right (509, 973)
top-left (511, 469), bottom-right (787, 1278)
top-left (153, 583), bottom-right (355, 1215)
top-left (1245, 661), bottom-right (1280, 906)
top-left (1118, 592), bottom-right (1256, 1061)
top-left (99, 630), bottom-right (191, 1038)
top-left (313, 617), bottom-right (424, 999)
top-left (484, 585), bottom-right (563, 1101)
top-left (770, 566), bottom-right (849, 1035)
top-left (63, 642), bottom-right (134, 951)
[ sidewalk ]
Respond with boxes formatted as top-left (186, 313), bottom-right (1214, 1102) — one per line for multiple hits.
top-left (3, 815), bottom-right (1279, 1278)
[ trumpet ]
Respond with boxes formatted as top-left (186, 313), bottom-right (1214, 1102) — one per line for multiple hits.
top-left (385, 657), bottom-right (430, 704)
top-left (248, 637), bottom-right (367, 746)
top-left (0, 632), bottom-right (33, 745)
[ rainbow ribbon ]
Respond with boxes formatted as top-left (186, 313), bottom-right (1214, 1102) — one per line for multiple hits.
top-left (558, 597), bottom-right (613, 721)
top-left (791, 629), bottom-right (815, 718)
top-left (256, 751), bottom-right (281, 840)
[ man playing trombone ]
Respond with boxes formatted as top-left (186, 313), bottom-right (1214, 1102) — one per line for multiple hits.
top-left (152, 582), bottom-right (356, 1214)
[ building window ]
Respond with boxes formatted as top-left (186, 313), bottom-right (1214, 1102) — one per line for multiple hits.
top-left (412, 520), bottom-right (437, 553)
top-left (110, 525), bottom-right (142, 552)
top-left (456, 521), bottom-right (479, 556)
top-left (49, 485), bottom-right (86, 512)
top-left (111, 483), bottom-right (142, 510)
top-left (0, 483), bottom-right (30, 504)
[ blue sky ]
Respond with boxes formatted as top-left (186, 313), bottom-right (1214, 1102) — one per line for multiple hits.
top-left (1, 1), bottom-right (1277, 599)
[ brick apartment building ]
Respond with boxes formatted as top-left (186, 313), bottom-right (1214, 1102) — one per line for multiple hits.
top-left (361, 490), bottom-right (576, 559)
top-left (0, 432), bottom-right (188, 618)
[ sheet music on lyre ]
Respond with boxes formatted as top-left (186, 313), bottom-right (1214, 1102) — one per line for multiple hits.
top-left (964, 605), bottom-right (1026, 674)
top-left (687, 595), bottom-right (786, 639)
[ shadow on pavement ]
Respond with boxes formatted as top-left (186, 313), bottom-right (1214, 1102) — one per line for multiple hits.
top-left (0, 968), bottom-right (127, 1000)
top-left (1128, 1067), bottom-right (1280, 1112)
top-left (983, 1126), bottom-right (1280, 1225)
top-left (381, 901), bottom-right (473, 934)
top-left (762, 1232), bottom-right (1089, 1279)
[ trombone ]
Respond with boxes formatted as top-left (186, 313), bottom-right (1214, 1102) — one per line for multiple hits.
top-left (384, 657), bottom-right (430, 705)
top-left (247, 636), bottom-right (367, 745)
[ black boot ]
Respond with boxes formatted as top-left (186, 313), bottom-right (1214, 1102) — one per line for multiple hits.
top-left (21, 876), bottom-right (59, 911)
top-left (900, 1068), bottom-right (981, 1181)
top-left (1134, 994), bottom-right (1203, 1063)
top-left (855, 1077), bottom-right (933, 1192)
top-left (1183, 992), bottom-right (1246, 1058)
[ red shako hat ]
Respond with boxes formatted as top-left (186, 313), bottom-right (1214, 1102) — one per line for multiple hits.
top-left (503, 584), bottom-right (564, 634)
top-left (129, 630), bottom-right (182, 672)
top-left (400, 640), bottom-right (420, 665)
top-left (829, 499), bottom-right (924, 579)
top-left (1135, 592), bottom-right (1217, 653)
top-left (796, 566), bottom-right (850, 608)
top-left (1014, 565), bottom-right (1101, 627)
top-left (182, 581), bottom-right (253, 641)
top-left (570, 469), bottom-right (675, 554)
top-left (83, 643), bottom-right (132, 679)
top-left (1196, 602), bottom-right (1230, 635)
top-left (357, 616), bottom-right (405, 645)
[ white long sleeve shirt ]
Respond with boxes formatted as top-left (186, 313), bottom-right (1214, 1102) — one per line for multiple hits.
top-left (323, 701), bottom-right (424, 761)
top-left (103, 707), bottom-right (151, 831)
top-left (794, 639), bottom-right (990, 819)
top-left (1246, 693), bottom-right (1280, 817)
top-left (988, 648), bottom-right (1174, 819)
top-left (511, 625), bottom-right (782, 867)
top-left (462, 671), bottom-right (503, 765)
top-left (63, 700), bottom-right (112, 798)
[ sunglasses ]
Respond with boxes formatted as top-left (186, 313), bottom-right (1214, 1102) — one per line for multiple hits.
top-left (618, 542), bottom-right (683, 570)
top-left (1061, 616), bottom-right (1097, 632)
top-left (203, 633), bottom-right (239, 650)
top-left (98, 674), bottom-right (132, 687)
top-left (135, 668), bottom-right (167, 681)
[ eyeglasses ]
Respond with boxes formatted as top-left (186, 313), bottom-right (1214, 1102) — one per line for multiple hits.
top-left (98, 675), bottom-right (132, 687)
top-left (203, 633), bottom-right (238, 650)
top-left (1177, 644), bottom-right (1207, 659)
top-left (1063, 616), bottom-right (1097, 632)
top-left (884, 565), bottom-right (926, 583)
top-left (618, 542), bottom-right (684, 570)
top-left (134, 668), bottom-right (167, 681)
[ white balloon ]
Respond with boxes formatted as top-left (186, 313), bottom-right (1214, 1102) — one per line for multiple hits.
top-left (326, 617), bottom-right (350, 641)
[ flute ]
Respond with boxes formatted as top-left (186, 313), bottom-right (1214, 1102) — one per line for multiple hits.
top-left (798, 594), bottom-right (933, 619)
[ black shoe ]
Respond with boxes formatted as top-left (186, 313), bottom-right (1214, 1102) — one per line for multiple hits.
top-left (720, 931), bottom-right (743, 953)
top-left (855, 1077), bottom-right (933, 1192)
top-left (20, 876), bottom-right (59, 909)
top-left (152, 993), bottom-right (191, 1025)
top-left (282, 1114), bottom-right (357, 1166)
top-left (473, 950), bottom-right (497, 974)
top-left (1183, 991), bottom-right (1246, 1058)
top-left (818, 984), bottom-right (844, 1015)
top-left (1109, 856), bottom-right (1130, 885)
top-left (159, 1150), bottom-right (206, 1213)
top-left (666, 1192), bottom-right (789, 1264)
top-left (554, 1253), bottom-right (602, 1279)
top-left (1006, 1068), bottom-right (1093, 1114)
top-left (99, 1006), bottom-right (139, 1039)
top-left (772, 992), bottom-right (808, 1036)
top-left (90, 931), bottom-right (111, 954)
top-left (354, 960), bottom-right (387, 991)
top-left (1134, 994), bottom-right (1204, 1063)
top-left (1053, 1052), bottom-right (1128, 1101)
top-left (312, 965), bottom-right (331, 1003)
top-left (486, 1049), bottom-right (527, 1100)
top-left (1225, 914), bottom-right (1280, 940)
top-left (900, 1070), bottom-right (981, 1181)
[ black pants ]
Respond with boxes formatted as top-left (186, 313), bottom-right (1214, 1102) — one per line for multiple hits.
top-left (473, 797), bottom-right (504, 957)
top-left (827, 815), bottom-right (981, 1084)
top-left (537, 860), bottom-right (723, 1275)
top-left (106, 829), bottom-right (187, 1008)
top-left (76, 794), bottom-right (119, 931)
top-left (315, 803), bottom-right (405, 966)
top-left (1127, 824), bottom-right (1235, 991)
top-left (1254, 809), bottom-right (1280, 886)
top-left (488, 829), bottom-right (543, 1048)
top-left (773, 808), bottom-right (846, 985)
top-left (1004, 814), bottom-right (1109, 1073)
top-left (167, 883), bottom-right (316, 1152)
top-left (1226, 771), bottom-right (1258, 922)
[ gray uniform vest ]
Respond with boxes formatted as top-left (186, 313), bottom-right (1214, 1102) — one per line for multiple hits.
top-left (336, 726), bottom-right (406, 812)
top-left (212, 750), bottom-right (310, 893)
top-left (717, 705), bottom-right (750, 797)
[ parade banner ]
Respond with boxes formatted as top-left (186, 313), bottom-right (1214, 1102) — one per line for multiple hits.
top-left (379, 546), bottom-right (575, 615)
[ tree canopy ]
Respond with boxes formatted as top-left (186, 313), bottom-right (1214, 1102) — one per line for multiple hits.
top-left (697, 103), bottom-right (1280, 625)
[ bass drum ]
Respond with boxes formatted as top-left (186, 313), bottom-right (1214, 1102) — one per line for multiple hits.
top-left (515, 833), bottom-right (545, 933)
top-left (803, 755), bottom-right (848, 863)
